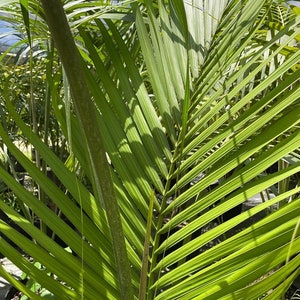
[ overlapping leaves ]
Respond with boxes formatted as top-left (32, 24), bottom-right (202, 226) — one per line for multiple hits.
top-left (0, 0), bottom-right (299, 299)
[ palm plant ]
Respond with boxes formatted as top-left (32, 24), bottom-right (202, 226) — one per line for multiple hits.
top-left (0, 0), bottom-right (300, 299)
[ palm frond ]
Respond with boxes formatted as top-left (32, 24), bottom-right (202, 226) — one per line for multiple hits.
top-left (0, 0), bottom-right (299, 299)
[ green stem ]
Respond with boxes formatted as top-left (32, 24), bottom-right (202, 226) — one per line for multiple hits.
top-left (139, 190), bottom-right (154, 300)
top-left (40, 1), bottom-right (133, 299)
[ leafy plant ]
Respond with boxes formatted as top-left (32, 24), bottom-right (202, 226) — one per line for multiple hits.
top-left (0, 0), bottom-right (299, 299)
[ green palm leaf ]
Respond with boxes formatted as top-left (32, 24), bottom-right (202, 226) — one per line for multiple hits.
top-left (0, 0), bottom-right (299, 299)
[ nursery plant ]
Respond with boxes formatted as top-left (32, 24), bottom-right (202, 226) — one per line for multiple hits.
top-left (0, 0), bottom-right (300, 299)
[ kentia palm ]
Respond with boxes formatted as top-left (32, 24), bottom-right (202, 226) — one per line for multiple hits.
top-left (0, 0), bottom-right (299, 299)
